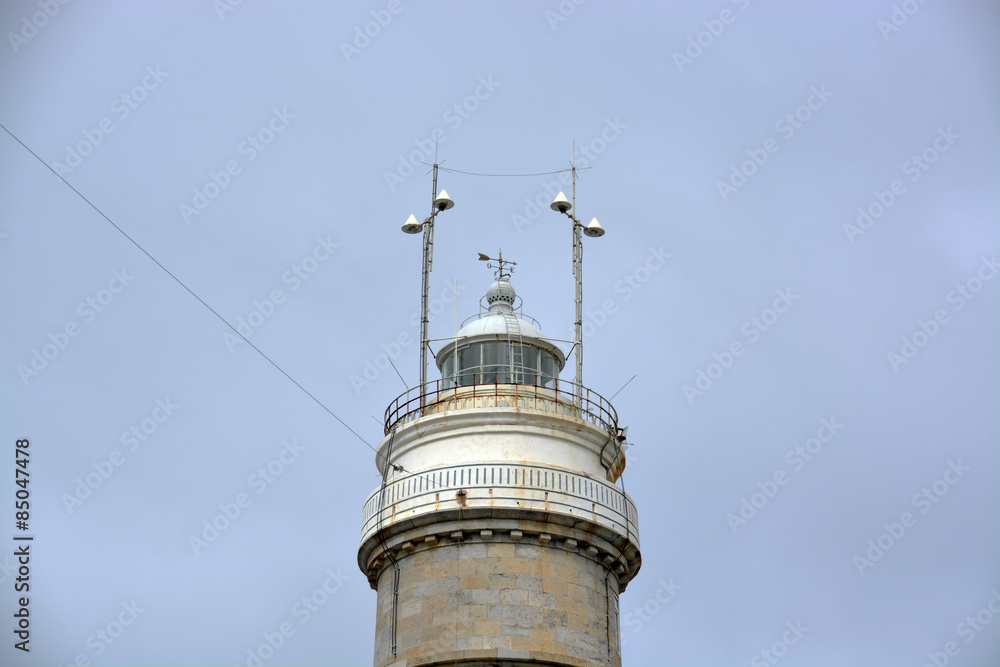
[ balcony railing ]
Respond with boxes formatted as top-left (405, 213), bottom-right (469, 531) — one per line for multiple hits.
top-left (383, 378), bottom-right (619, 437)
top-left (361, 461), bottom-right (640, 547)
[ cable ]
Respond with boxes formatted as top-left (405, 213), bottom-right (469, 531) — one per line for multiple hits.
top-left (0, 121), bottom-right (372, 451)
top-left (424, 162), bottom-right (590, 178)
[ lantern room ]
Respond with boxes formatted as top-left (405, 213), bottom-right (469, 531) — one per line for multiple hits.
top-left (436, 278), bottom-right (566, 389)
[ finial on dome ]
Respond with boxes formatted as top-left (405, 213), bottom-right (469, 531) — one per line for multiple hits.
top-left (485, 280), bottom-right (517, 312)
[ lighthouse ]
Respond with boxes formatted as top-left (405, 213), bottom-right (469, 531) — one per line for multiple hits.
top-left (358, 181), bottom-right (641, 667)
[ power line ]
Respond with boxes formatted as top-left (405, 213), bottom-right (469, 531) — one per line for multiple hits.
top-left (0, 121), bottom-right (373, 452)
top-left (426, 163), bottom-right (590, 178)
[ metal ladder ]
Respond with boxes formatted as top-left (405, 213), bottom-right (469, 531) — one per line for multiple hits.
top-left (502, 310), bottom-right (523, 383)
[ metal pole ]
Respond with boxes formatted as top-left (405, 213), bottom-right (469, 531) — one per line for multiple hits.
top-left (575, 222), bottom-right (583, 407)
top-left (571, 161), bottom-right (583, 409)
top-left (420, 164), bottom-right (438, 409)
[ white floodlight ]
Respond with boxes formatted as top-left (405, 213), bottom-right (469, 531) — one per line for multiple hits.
top-left (433, 189), bottom-right (455, 211)
top-left (550, 192), bottom-right (572, 213)
top-left (401, 214), bottom-right (422, 234)
top-left (584, 218), bottom-right (605, 237)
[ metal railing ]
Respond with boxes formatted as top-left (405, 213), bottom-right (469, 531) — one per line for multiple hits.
top-left (360, 461), bottom-right (639, 547)
top-left (383, 377), bottom-right (619, 437)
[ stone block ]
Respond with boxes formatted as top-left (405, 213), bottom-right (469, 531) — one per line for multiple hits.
top-left (488, 573), bottom-right (517, 589)
top-left (483, 635), bottom-right (513, 650)
top-left (514, 544), bottom-right (540, 559)
top-left (474, 620), bottom-right (501, 636)
top-left (457, 542), bottom-right (488, 559)
top-left (424, 561), bottom-right (457, 578)
top-left (408, 578), bottom-right (436, 599)
top-left (532, 622), bottom-right (558, 639)
top-left (543, 578), bottom-right (568, 596)
top-left (469, 558), bottom-right (501, 575)
top-left (434, 545), bottom-right (460, 561)
top-left (434, 576), bottom-right (460, 594)
top-left (496, 648), bottom-right (532, 660)
top-left (468, 588), bottom-right (501, 605)
top-left (397, 609), bottom-right (432, 634)
top-left (455, 636), bottom-right (484, 651)
top-left (411, 549), bottom-right (433, 565)
top-left (499, 589), bottom-right (529, 606)
top-left (487, 542), bottom-right (515, 558)
top-left (398, 598), bottom-right (421, 619)
top-left (501, 622), bottom-right (531, 637)
top-left (460, 573), bottom-right (487, 589)
top-left (528, 590), bottom-right (556, 609)
top-left (505, 558), bottom-right (532, 575)
top-left (422, 592), bottom-right (447, 613)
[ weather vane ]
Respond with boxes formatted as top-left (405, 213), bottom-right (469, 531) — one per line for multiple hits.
top-left (477, 250), bottom-right (516, 281)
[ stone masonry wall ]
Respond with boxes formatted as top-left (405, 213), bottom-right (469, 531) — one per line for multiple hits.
top-left (372, 538), bottom-right (621, 667)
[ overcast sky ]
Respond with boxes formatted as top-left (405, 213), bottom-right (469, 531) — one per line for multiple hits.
top-left (1, 1), bottom-right (998, 666)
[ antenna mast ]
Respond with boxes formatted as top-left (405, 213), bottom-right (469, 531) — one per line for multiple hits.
top-left (400, 141), bottom-right (454, 411)
top-left (548, 142), bottom-right (606, 410)
top-left (419, 163), bottom-right (437, 406)
top-left (571, 144), bottom-right (583, 408)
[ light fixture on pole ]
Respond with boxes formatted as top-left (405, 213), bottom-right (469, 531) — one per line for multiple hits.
top-left (584, 218), bottom-right (605, 238)
top-left (550, 182), bottom-right (605, 408)
top-left (401, 170), bottom-right (455, 409)
top-left (401, 214), bottom-right (422, 234)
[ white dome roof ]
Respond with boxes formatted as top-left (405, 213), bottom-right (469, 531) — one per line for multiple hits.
top-left (436, 278), bottom-right (566, 373)
top-left (456, 312), bottom-right (546, 340)
top-left (455, 280), bottom-right (547, 340)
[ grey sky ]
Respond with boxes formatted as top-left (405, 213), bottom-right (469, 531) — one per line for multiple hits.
top-left (1, 1), bottom-right (998, 666)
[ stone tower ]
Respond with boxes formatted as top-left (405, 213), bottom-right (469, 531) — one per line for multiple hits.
top-left (358, 265), bottom-right (641, 667)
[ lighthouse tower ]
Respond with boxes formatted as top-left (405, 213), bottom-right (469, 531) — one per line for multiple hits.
top-left (358, 188), bottom-right (640, 667)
